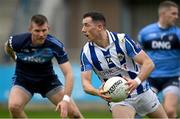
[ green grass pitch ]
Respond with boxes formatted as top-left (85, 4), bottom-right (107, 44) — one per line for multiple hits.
top-left (1, 103), bottom-right (179, 118)
top-left (0, 104), bottom-right (112, 118)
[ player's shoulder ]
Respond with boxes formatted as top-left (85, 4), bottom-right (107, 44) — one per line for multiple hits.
top-left (113, 32), bottom-right (132, 43)
top-left (112, 32), bottom-right (126, 39)
top-left (11, 32), bottom-right (31, 41)
top-left (9, 32), bottom-right (31, 46)
top-left (173, 26), bottom-right (180, 32)
top-left (172, 26), bottom-right (180, 39)
top-left (46, 34), bottom-right (64, 48)
top-left (8, 32), bottom-right (31, 51)
top-left (116, 33), bottom-right (127, 41)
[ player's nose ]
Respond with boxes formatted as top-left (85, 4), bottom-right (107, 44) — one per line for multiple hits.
top-left (81, 26), bottom-right (86, 33)
top-left (39, 31), bottom-right (44, 36)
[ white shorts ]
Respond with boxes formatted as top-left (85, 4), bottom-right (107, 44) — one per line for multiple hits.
top-left (108, 89), bottom-right (160, 116)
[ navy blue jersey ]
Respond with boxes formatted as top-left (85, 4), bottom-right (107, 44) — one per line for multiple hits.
top-left (8, 33), bottom-right (68, 79)
top-left (138, 23), bottom-right (180, 77)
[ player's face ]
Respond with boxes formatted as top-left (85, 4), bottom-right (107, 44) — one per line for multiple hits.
top-left (81, 17), bottom-right (101, 42)
top-left (163, 7), bottom-right (178, 26)
top-left (29, 22), bottom-right (49, 45)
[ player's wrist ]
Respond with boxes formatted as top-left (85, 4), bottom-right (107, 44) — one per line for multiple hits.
top-left (62, 95), bottom-right (70, 102)
top-left (134, 77), bottom-right (141, 86)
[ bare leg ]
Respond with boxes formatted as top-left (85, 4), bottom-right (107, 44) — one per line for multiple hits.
top-left (112, 105), bottom-right (136, 118)
top-left (147, 104), bottom-right (168, 118)
top-left (163, 93), bottom-right (178, 118)
top-left (8, 86), bottom-right (31, 118)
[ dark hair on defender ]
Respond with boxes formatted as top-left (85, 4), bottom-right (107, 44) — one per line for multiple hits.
top-left (31, 14), bottom-right (48, 26)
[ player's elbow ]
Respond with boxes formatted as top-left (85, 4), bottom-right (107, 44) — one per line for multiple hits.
top-left (84, 89), bottom-right (90, 94)
top-left (82, 83), bottom-right (91, 94)
top-left (147, 59), bottom-right (155, 72)
top-left (82, 84), bottom-right (89, 93)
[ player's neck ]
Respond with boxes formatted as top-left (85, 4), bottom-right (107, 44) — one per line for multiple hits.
top-left (158, 20), bottom-right (171, 29)
top-left (95, 31), bottom-right (109, 48)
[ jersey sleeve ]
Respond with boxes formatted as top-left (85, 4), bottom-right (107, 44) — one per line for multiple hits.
top-left (124, 34), bottom-right (141, 57)
top-left (55, 47), bottom-right (68, 64)
top-left (80, 49), bottom-right (93, 72)
top-left (52, 42), bottom-right (69, 64)
top-left (7, 34), bottom-right (28, 52)
top-left (47, 35), bottom-right (69, 64)
top-left (7, 36), bottom-right (14, 49)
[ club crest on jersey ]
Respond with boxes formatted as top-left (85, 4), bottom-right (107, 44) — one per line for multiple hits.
top-left (119, 38), bottom-right (125, 42)
top-left (117, 34), bottom-right (125, 42)
top-left (117, 53), bottom-right (124, 60)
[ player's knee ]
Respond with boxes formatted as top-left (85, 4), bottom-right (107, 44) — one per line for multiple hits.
top-left (165, 107), bottom-right (177, 118)
top-left (8, 103), bottom-right (23, 113)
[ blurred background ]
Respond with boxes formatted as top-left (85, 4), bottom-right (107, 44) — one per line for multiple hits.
top-left (0, 0), bottom-right (180, 118)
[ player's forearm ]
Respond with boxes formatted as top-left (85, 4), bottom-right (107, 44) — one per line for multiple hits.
top-left (138, 59), bottom-right (154, 81)
top-left (81, 72), bottom-right (100, 96)
top-left (83, 83), bottom-right (99, 96)
top-left (64, 73), bottom-right (73, 96)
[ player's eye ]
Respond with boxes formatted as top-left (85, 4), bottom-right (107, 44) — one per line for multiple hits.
top-left (34, 29), bottom-right (40, 32)
top-left (42, 29), bottom-right (47, 32)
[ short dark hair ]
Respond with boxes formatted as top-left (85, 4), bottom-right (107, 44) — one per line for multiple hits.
top-left (158, 1), bottom-right (178, 12)
top-left (83, 12), bottom-right (106, 26)
top-left (31, 14), bottom-right (48, 26)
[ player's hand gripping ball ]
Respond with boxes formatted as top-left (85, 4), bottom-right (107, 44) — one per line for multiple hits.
top-left (103, 76), bottom-right (128, 102)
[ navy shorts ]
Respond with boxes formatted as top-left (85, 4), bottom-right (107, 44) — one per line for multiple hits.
top-left (12, 75), bottom-right (63, 97)
top-left (148, 76), bottom-right (179, 92)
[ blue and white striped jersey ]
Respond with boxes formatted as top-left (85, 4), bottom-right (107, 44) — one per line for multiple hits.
top-left (8, 33), bottom-right (68, 79)
top-left (80, 30), bottom-right (150, 96)
top-left (138, 23), bottom-right (180, 77)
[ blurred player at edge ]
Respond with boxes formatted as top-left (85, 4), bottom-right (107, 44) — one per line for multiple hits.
top-left (4, 14), bottom-right (83, 118)
top-left (138, 1), bottom-right (180, 118)
top-left (80, 11), bottom-right (168, 118)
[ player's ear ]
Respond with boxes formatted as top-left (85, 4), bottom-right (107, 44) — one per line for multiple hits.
top-left (97, 23), bottom-right (103, 31)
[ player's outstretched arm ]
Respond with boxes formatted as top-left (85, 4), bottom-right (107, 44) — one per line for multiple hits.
top-left (56, 61), bottom-right (73, 118)
top-left (59, 61), bottom-right (74, 96)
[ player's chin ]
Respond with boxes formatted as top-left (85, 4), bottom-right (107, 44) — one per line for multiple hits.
top-left (37, 40), bottom-right (45, 45)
